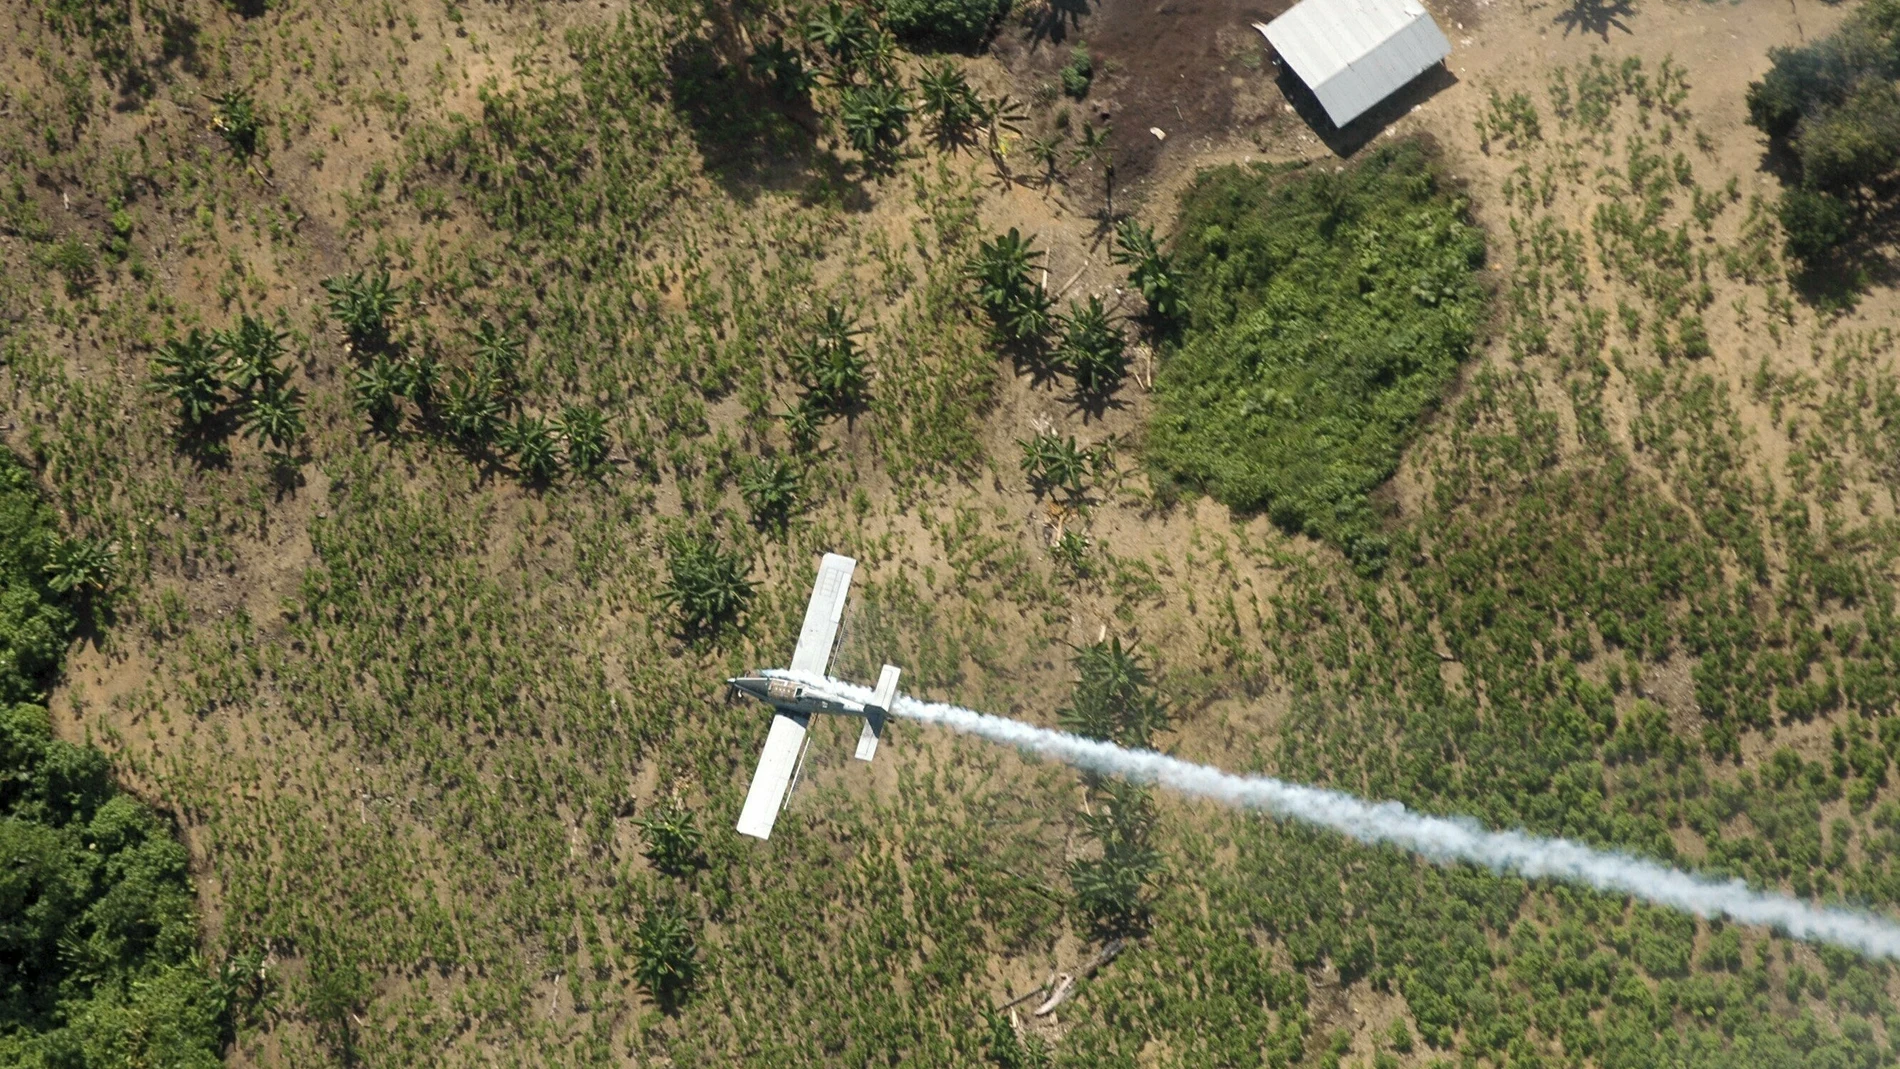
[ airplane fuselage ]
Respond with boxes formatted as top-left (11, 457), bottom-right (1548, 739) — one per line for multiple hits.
top-left (728, 674), bottom-right (878, 719)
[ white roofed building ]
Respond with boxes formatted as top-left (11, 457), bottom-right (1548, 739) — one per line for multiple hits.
top-left (1254, 0), bottom-right (1452, 128)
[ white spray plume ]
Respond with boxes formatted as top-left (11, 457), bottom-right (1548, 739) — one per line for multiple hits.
top-left (773, 669), bottom-right (1900, 959)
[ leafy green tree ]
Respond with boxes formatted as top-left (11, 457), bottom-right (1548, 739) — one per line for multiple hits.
top-left (42, 236), bottom-right (97, 296)
top-left (1151, 142), bottom-right (1483, 567)
top-left (969, 229), bottom-right (1052, 344)
top-left (632, 898), bottom-right (699, 1009)
top-left (661, 532), bottom-right (755, 636)
top-left (1057, 296), bottom-right (1128, 399)
top-left (0, 454), bottom-right (223, 1067)
top-left (1018, 431), bottom-right (1087, 499)
top-left (554, 405), bottom-right (610, 476)
top-left (1780, 186), bottom-right (1852, 262)
top-left (1111, 219), bottom-right (1184, 323)
top-left (149, 329), bottom-right (226, 430)
top-left (840, 81), bottom-right (912, 158)
top-left (321, 269), bottom-right (399, 352)
top-left (636, 797), bottom-right (704, 875)
top-left (0, 456), bottom-right (74, 705)
top-left (739, 456), bottom-right (803, 533)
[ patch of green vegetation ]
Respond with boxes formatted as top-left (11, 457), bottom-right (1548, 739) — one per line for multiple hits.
top-left (1059, 46), bottom-right (1093, 100)
top-left (882, 0), bottom-right (1007, 52)
top-left (1746, 0), bottom-right (1900, 273)
top-left (0, 449), bottom-right (229, 1067)
top-left (1149, 142), bottom-right (1486, 566)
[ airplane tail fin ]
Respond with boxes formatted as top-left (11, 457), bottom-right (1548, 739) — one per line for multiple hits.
top-left (855, 664), bottom-right (901, 762)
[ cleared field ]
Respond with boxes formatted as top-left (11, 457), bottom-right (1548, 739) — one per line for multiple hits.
top-left (7, 0), bottom-right (1900, 1066)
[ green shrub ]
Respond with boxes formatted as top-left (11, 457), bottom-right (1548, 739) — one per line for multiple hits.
top-left (635, 797), bottom-right (704, 875)
top-left (660, 532), bottom-right (754, 636)
top-left (1779, 186), bottom-right (1851, 261)
top-left (1060, 46), bottom-right (1093, 99)
top-left (968, 228), bottom-right (1052, 344)
top-left (1057, 295), bottom-right (1128, 399)
top-left (0, 449), bottom-right (224, 1067)
top-left (882, 0), bottom-right (1005, 51)
top-left (1149, 142), bottom-right (1484, 567)
top-left (632, 898), bottom-right (699, 1009)
top-left (0, 455), bottom-right (73, 705)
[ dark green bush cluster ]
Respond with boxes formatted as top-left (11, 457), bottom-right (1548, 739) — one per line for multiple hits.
top-left (882, 0), bottom-right (1007, 52)
top-left (326, 275), bottom-right (611, 485)
top-left (0, 449), bottom-right (227, 1067)
top-left (1745, 0), bottom-right (1900, 264)
top-left (1149, 142), bottom-right (1485, 567)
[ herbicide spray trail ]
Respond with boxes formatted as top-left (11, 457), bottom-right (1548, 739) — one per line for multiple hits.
top-left (774, 669), bottom-right (1900, 960)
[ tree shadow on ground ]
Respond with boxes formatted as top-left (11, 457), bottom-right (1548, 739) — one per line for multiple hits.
top-left (1553, 0), bottom-right (1636, 40)
top-left (667, 40), bottom-right (867, 210)
top-left (1027, 0), bottom-right (1094, 46)
top-left (1276, 63), bottom-right (1457, 158)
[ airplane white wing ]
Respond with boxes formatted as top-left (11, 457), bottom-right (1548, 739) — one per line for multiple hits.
top-left (788, 553), bottom-right (855, 677)
top-left (736, 711), bottom-right (810, 840)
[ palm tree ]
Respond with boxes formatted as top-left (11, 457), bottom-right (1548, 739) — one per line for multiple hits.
top-left (632, 898), bottom-right (699, 1010)
top-left (1058, 296), bottom-right (1128, 399)
top-left (974, 93), bottom-right (1027, 177)
top-left (1025, 132), bottom-right (1065, 186)
top-left (43, 536), bottom-right (116, 597)
top-left (149, 328), bottom-right (225, 429)
top-left (805, 1), bottom-right (875, 73)
top-left (239, 383), bottom-right (306, 453)
top-left (739, 455), bottom-right (803, 533)
top-left (471, 319), bottom-right (523, 390)
top-left (502, 413), bottom-right (561, 483)
top-left (1018, 431), bottom-right (1087, 498)
top-left (791, 306), bottom-right (870, 411)
top-left (748, 37), bottom-right (816, 103)
top-left (348, 355), bottom-right (403, 431)
top-left (321, 269), bottom-right (399, 352)
top-left (218, 315), bottom-right (288, 394)
top-left (1111, 219), bottom-right (1183, 323)
top-left (840, 81), bottom-right (911, 159)
top-left (635, 797), bottom-right (704, 875)
top-left (554, 405), bottom-right (610, 476)
top-left (440, 369), bottom-right (505, 452)
top-left (662, 532), bottom-right (754, 635)
top-left (1070, 121), bottom-right (1115, 218)
top-left (918, 61), bottom-right (978, 149)
top-left (969, 229), bottom-right (1052, 343)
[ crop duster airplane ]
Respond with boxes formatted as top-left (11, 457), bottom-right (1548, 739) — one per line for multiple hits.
top-left (728, 553), bottom-right (900, 840)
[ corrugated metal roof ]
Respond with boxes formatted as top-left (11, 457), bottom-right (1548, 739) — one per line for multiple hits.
top-left (1257, 0), bottom-right (1452, 127)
